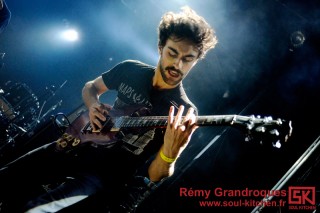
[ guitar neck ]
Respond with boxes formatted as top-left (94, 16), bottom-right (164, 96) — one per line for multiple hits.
top-left (117, 115), bottom-right (237, 128)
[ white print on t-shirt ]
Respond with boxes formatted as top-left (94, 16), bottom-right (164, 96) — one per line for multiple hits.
top-left (119, 83), bottom-right (152, 107)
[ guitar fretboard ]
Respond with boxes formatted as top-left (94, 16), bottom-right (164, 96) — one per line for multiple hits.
top-left (113, 115), bottom-right (237, 128)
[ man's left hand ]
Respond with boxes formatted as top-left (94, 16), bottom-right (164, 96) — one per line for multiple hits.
top-left (162, 105), bottom-right (198, 159)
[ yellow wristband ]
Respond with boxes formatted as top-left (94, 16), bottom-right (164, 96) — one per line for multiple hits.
top-left (160, 150), bottom-right (176, 163)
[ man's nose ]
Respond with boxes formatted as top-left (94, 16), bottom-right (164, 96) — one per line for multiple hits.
top-left (173, 58), bottom-right (183, 70)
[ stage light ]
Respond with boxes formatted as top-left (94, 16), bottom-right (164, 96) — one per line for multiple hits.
top-left (61, 29), bottom-right (79, 42)
top-left (290, 31), bottom-right (305, 48)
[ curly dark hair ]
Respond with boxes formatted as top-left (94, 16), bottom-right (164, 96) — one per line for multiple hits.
top-left (158, 6), bottom-right (218, 59)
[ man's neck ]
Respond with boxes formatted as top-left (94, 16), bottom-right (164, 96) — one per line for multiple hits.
top-left (152, 67), bottom-right (180, 90)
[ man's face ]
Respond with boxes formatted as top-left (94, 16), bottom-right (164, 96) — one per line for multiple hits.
top-left (158, 38), bottom-right (199, 86)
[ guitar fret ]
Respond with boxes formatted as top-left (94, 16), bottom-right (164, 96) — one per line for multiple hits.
top-left (133, 118), bottom-right (140, 127)
top-left (145, 119), bottom-right (152, 127)
top-left (114, 117), bottom-right (123, 129)
top-left (129, 118), bottom-right (134, 127)
top-left (141, 118), bottom-right (148, 126)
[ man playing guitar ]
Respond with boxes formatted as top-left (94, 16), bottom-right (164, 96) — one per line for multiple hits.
top-left (0, 6), bottom-right (218, 212)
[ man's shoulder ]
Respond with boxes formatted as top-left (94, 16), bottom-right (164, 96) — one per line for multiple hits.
top-left (120, 60), bottom-right (153, 68)
top-left (114, 60), bottom-right (155, 75)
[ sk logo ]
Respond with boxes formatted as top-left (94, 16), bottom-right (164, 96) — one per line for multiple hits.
top-left (288, 186), bottom-right (316, 205)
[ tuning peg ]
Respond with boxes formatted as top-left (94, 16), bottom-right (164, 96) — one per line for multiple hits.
top-left (272, 140), bottom-right (281, 148)
top-left (263, 116), bottom-right (273, 123)
top-left (255, 126), bottom-right (266, 133)
top-left (276, 118), bottom-right (283, 125)
top-left (246, 123), bottom-right (253, 130)
top-left (269, 129), bottom-right (280, 136)
top-left (245, 135), bottom-right (252, 142)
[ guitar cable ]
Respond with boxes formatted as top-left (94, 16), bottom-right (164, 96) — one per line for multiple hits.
top-left (51, 113), bottom-right (71, 134)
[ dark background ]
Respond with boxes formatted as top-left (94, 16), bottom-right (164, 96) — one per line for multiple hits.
top-left (0, 0), bottom-right (319, 212)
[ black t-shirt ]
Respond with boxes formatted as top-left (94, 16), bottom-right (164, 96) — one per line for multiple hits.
top-left (101, 60), bottom-right (197, 172)
top-left (102, 60), bottom-right (197, 114)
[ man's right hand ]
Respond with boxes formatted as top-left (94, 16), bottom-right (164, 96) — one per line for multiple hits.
top-left (82, 76), bottom-right (110, 132)
top-left (88, 102), bottom-right (112, 132)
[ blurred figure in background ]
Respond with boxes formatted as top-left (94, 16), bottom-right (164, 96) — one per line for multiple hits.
top-left (0, 0), bottom-right (11, 34)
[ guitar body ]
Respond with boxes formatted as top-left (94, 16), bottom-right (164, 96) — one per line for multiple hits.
top-left (56, 105), bottom-right (152, 151)
top-left (64, 111), bottom-right (118, 146)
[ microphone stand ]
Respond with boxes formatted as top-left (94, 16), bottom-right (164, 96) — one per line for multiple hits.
top-left (28, 80), bottom-right (67, 133)
top-left (6, 81), bottom-right (67, 140)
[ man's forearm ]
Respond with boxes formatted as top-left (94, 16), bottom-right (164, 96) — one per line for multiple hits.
top-left (82, 81), bottom-right (100, 108)
top-left (148, 148), bottom-right (176, 182)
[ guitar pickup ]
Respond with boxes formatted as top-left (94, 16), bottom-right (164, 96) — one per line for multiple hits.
top-left (81, 122), bottom-right (97, 134)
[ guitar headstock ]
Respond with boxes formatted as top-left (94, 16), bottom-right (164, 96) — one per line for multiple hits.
top-left (232, 115), bottom-right (293, 148)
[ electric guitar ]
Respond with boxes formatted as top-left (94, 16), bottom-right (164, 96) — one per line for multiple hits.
top-left (55, 106), bottom-right (292, 151)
